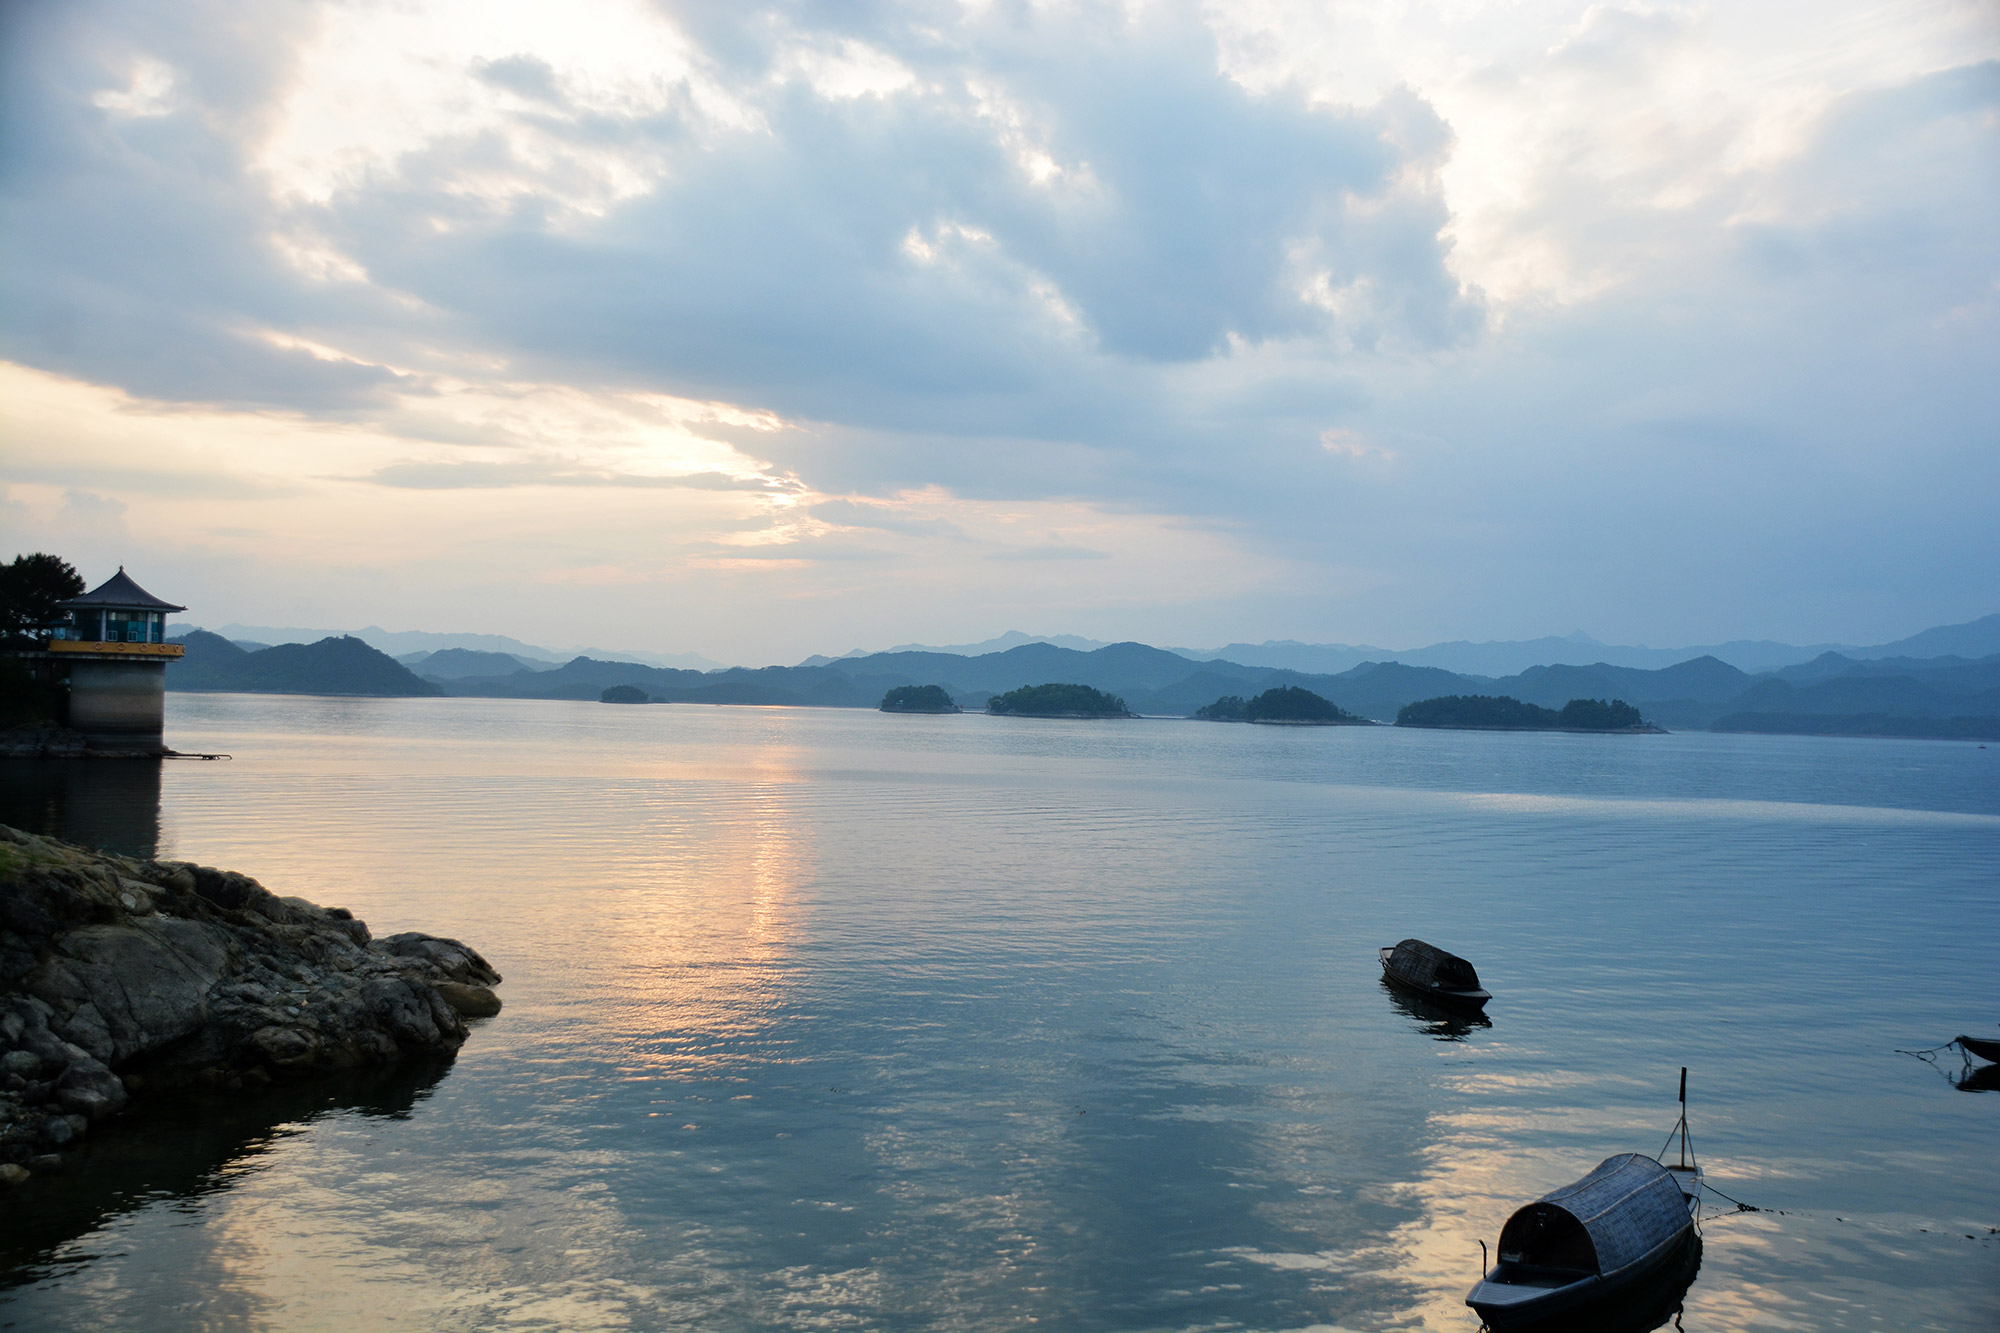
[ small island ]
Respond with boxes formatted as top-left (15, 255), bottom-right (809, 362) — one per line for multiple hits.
top-left (600, 684), bottom-right (649, 704)
top-left (1396, 695), bottom-right (1661, 732)
top-left (880, 684), bottom-right (961, 713)
top-left (987, 682), bottom-right (1133, 719)
top-left (1195, 686), bottom-right (1372, 725)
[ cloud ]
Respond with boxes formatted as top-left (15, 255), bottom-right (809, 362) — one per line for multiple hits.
top-left (808, 497), bottom-right (965, 538)
top-left (0, 1), bottom-right (1995, 658)
top-left (361, 461), bottom-right (782, 490)
top-left (991, 544), bottom-right (1112, 562)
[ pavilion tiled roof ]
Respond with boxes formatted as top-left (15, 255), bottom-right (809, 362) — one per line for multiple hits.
top-left (59, 567), bottom-right (186, 613)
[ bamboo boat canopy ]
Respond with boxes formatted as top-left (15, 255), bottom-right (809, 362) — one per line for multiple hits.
top-left (1387, 938), bottom-right (1482, 991)
top-left (1498, 1154), bottom-right (1690, 1276)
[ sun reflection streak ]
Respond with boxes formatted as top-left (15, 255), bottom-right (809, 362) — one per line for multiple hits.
top-left (589, 754), bottom-right (815, 1082)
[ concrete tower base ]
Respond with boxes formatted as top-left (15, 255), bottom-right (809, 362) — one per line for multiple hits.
top-left (66, 659), bottom-right (169, 754)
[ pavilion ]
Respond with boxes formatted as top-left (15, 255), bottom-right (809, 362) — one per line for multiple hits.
top-left (50, 568), bottom-right (186, 753)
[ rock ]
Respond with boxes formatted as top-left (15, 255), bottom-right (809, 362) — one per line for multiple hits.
top-left (28, 1153), bottom-right (62, 1171)
top-left (26, 915), bottom-right (233, 1064)
top-left (434, 982), bottom-right (503, 1018)
top-left (0, 1162), bottom-right (27, 1186)
top-left (374, 934), bottom-right (502, 987)
top-left (55, 1060), bottom-right (127, 1121)
top-left (0, 725), bottom-right (88, 759)
top-left (0, 824), bottom-right (503, 1130)
top-left (249, 1025), bottom-right (319, 1071)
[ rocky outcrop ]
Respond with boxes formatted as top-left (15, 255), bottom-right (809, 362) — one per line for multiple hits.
top-left (0, 724), bottom-right (88, 758)
top-left (0, 824), bottom-right (501, 1185)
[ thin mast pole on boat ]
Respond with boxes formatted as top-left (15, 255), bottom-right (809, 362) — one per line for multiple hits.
top-left (1678, 1066), bottom-right (1688, 1169)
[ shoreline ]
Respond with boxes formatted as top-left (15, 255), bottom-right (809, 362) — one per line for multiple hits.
top-left (986, 711), bottom-right (1135, 720)
top-left (1395, 723), bottom-right (1668, 734)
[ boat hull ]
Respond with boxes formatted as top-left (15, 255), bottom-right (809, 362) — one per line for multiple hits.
top-left (1469, 1161), bottom-right (1701, 1332)
top-left (1468, 1227), bottom-right (1701, 1332)
top-left (1957, 1034), bottom-right (2000, 1064)
top-left (1379, 948), bottom-right (1491, 1010)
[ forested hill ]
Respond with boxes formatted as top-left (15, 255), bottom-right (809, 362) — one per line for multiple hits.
top-left (169, 632), bottom-right (442, 697)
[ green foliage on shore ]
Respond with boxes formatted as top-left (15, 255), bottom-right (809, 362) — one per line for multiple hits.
top-left (880, 684), bottom-right (959, 713)
top-left (1397, 694), bottom-right (1647, 730)
top-left (1554, 698), bottom-right (1644, 730)
top-left (987, 682), bottom-right (1131, 717)
top-left (600, 684), bottom-right (649, 704)
top-left (0, 658), bottom-right (66, 727)
top-left (1196, 687), bottom-right (1365, 723)
top-left (1244, 686), bottom-right (1361, 723)
top-left (0, 553), bottom-right (84, 638)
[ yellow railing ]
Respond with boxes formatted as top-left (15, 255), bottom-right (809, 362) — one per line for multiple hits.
top-left (49, 640), bottom-right (185, 658)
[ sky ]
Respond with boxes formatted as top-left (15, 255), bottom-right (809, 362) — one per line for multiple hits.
top-left (1, 0), bottom-right (1995, 665)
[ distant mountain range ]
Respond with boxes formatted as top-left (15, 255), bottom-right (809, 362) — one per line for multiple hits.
top-left (176, 612), bottom-right (2000, 680)
top-left (818, 612), bottom-right (2000, 677)
top-left (179, 623), bottom-right (723, 672)
top-left (395, 647), bottom-right (558, 679)
top-left (164, 613), bottom-right (2000, 741)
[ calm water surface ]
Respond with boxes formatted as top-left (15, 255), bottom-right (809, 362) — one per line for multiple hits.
top-left (2, 696), bottom-right (1996, 1331)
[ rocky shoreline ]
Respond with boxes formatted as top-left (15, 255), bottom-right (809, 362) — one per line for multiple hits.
top-left (0, 824), bottom-right (500, 1188)
top-left (0, 724), bottom-right (89, 759)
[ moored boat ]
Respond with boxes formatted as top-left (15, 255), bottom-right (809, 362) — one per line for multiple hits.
top-left (1379, 938), bottom-right (1490, 1010)
top-left (1468, 1072), bottom-right (1703, 1331)
top-left (1467, 1153), bottom-right (1701, 1331)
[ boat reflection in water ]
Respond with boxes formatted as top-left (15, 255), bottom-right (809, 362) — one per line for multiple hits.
top-left (0, 1058), bottom-right (455, 1286)
top-left (1381, 978), bottom-right (1492, 1041)
top-left (1952, 1062), bottom-right (2000, 1094)
top-left (0, 757), bottom-right (162, 859)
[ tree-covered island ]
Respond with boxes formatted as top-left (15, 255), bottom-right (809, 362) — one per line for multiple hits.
top-left (986, 682), bottom-right (1133, 718)
top-left (880, 684), bottom-right (961, 713)
top-left (600, 684), bottom-right (649, 703)
top-left (1195, 686), bottom-right (1371, 725)
top-left (1396, 695), bottom-right (1660, 732)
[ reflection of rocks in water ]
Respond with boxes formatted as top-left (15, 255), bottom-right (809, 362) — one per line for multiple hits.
top-left (1381, 979), bottom-right (1492, 1041)
top-left (0, 1058), bottom-right (454, 1286)
top-left (0, 759), bottom-right (161, 859)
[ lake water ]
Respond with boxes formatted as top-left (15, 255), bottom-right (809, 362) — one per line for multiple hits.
top-left (2, 695), bottom-right (1996, 1331)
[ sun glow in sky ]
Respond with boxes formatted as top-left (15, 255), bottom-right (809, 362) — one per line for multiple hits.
top-left (2, 0), bottom-right (1995, 662)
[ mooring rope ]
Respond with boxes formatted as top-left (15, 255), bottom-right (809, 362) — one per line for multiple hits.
top-left (1701, 1181), bottom-right (1779, 1214)
top-left (1894, 1041), bottom-right (1962, 1067)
